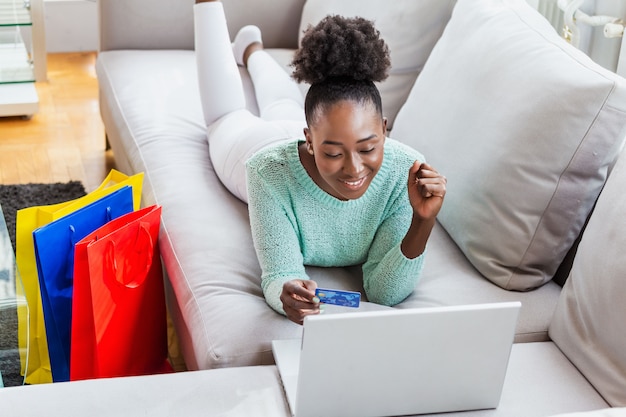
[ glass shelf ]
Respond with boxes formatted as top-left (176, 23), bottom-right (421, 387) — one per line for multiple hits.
top-left (0, 203), bottom-right (30, 387)
top-left (0, 0), bottom-right (31, 27)
top-left (0, 0), bottom-right (39, 116)
top-left (0, 27), bottom-right (34, 83)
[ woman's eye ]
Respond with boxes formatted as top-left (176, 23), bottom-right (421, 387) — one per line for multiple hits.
top-left (324, 153), bottom-right (341, 158)
top-left (361, 148), bottom-right (375, 153)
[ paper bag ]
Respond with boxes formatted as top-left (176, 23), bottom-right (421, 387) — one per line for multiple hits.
top-left (70, 205), bottom-right (172, 380)
top-left (33, 186), bottom-right (134, 382)
top-left (15, 170), bottom-right (143, 384)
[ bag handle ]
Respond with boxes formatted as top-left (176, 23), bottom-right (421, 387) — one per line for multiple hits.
top-left (64, 224), bottom-right (78, 285)
top-left (66, 207), bottom-right (114, 284)
top-left (103, 221), bottom-right (154, 289)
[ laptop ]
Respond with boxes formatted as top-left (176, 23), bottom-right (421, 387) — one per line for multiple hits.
top-left (272, 302), bottom-right (521, 417)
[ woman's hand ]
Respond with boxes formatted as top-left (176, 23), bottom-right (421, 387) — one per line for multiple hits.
top-left (408, 161), bottom-right (446, 221)
top-left (280, 279), bottom-right (321, 325)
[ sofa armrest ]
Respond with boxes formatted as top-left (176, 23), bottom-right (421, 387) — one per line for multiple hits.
top-left (98, 0), bottom-right (306, 52)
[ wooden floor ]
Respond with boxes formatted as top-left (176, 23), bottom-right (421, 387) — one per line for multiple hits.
top-left (0, 52), bottom-right (115, 191)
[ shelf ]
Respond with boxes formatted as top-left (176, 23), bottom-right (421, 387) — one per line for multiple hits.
top-left (0, 0), bottom-right (31, 27)
top-left (0, 0), bottom-right (43, 117)
top-left (0, 28), bottom-right (34, 83)
top-left (0, 82), bottom-right (38, 117)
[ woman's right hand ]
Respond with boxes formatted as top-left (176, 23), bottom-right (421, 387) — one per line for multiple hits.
top-left (281, 279), bottom-right (321, 325)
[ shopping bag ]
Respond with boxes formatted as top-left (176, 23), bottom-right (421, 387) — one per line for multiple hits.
top-left (70, 205), bottom-right (172, 380)
top-left (33, 186), bottom-right (134, 382)
top-left (15, 170), bottom-right (143, 384)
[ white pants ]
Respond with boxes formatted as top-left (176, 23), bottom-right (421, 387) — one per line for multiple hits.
top-left (194, 2), bottom-right (306, 202)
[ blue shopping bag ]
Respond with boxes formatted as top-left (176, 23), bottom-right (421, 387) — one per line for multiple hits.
top-left (32, 186), bottom-right (134, 382)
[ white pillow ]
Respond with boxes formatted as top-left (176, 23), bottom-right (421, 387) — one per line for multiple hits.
top-left (549, 146), bottom-right (626, 406)
top-left (392, 0), bottom-right (626, 290)
top-left (548, 409), bottom-right (626, 417)
top-left (298, 0), bottom-right (456, 129)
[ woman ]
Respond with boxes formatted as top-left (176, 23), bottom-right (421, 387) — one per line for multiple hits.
top-left (194, 0), bottom-right (446, 324)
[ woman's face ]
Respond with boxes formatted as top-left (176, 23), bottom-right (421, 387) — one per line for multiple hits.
top-left (304, 100), bottom-right (387, 200)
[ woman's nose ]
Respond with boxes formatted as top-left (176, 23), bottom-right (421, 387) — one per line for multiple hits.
top-left (343, 153), bottom-right (363, 176)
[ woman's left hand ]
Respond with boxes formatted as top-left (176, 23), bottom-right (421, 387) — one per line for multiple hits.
top-left (407, 161), bottom-right (446, 221)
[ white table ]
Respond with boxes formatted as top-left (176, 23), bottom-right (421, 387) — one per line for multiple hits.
top-left (0, 343), bottom-right (614, 417)
top-left (0, 365), bottom-right (291, 416)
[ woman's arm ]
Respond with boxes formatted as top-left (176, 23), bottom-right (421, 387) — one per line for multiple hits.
top-left (247, 163), bottom-right (320, 320)
top-left (362, 161), bottom-right (446, 305)
top-left (362, 216), bottom-right (426, 306)
top-left (401, 161), bottom-right (446, 258)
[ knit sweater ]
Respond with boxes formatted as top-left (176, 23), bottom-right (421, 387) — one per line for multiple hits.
top-left (246, 138), bottom-right (426, 314)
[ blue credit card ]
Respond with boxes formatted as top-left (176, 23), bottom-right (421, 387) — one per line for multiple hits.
top-left (315, 288), bottom-right (361, 308)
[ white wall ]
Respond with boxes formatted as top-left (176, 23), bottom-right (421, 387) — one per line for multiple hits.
top-left (36, 0), bottom-right (626, 70)
top-left (44, 0), bottom-right (98, 52)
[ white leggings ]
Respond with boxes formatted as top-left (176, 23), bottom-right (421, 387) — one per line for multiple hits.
top-left (194, 2), bottom-right (306, 202)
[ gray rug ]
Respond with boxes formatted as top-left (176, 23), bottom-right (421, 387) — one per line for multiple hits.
top-left (0, 181), bottom-right (87, 250)
top-left (0, 181), bottom-right (86, 387)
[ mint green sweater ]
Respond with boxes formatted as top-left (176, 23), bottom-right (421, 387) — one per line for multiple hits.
top-left (246, 138), bottom-right (426, 314)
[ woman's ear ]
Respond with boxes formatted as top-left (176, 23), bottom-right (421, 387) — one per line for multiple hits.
top-left (303, 127), bottom-right (314, 155)
top-left (382, 117), bottom-right (388, 136)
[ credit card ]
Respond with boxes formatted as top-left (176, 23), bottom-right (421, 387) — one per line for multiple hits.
top-left (315, 288), bottom-right (361, 308)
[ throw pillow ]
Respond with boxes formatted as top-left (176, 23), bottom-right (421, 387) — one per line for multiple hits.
top-left (549, 145), bottom-right (626, 406)
top-left (391, 0), bottom-right (626, 290)
top-left (298, 0), bottom-right (457, 129)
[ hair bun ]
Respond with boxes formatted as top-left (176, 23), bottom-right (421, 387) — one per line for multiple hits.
top-left (291, 15), bottom-right (391, 85)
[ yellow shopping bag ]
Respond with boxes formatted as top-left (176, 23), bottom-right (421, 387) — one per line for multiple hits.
top-left (15, 169), bottom-right (143, 384)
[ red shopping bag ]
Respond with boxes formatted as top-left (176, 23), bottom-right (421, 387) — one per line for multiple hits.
top-left (70, 205), bottom-right (172, 380)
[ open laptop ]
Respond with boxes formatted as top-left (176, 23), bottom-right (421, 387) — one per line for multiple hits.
top-left (272, 302), bottom-right (521, 417)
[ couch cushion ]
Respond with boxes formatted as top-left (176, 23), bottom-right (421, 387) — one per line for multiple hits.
top-left (297, 0), bottom-right (457, 129)
top-left (97, 50), bottom-right (297, 369)
top-left (399, 222), bottom-right (562, 343)
top-left (549, 146), bottom-right (626, 407)
top-left (392, 0), bottom-right (626, 290)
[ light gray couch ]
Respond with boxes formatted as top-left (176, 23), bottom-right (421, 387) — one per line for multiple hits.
top-left (96, 0), bottom-right (626, 415)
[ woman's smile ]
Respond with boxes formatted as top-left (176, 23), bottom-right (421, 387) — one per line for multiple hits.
top-left (339, 175), bottom-right (368, 191)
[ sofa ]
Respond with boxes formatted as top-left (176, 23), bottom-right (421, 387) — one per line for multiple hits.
top-left (96, 0), bottom-right (626, 415)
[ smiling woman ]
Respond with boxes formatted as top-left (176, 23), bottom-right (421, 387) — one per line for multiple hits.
top-left (194, 1), bottom-right (447, 325)
top-left (300, 101), bottom-right (386, 201)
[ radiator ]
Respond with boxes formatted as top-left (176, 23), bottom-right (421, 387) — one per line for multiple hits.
top-left (537, 0), bottom-right (565, 34)
top-left (535, 0), bottom-right (625, 74)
